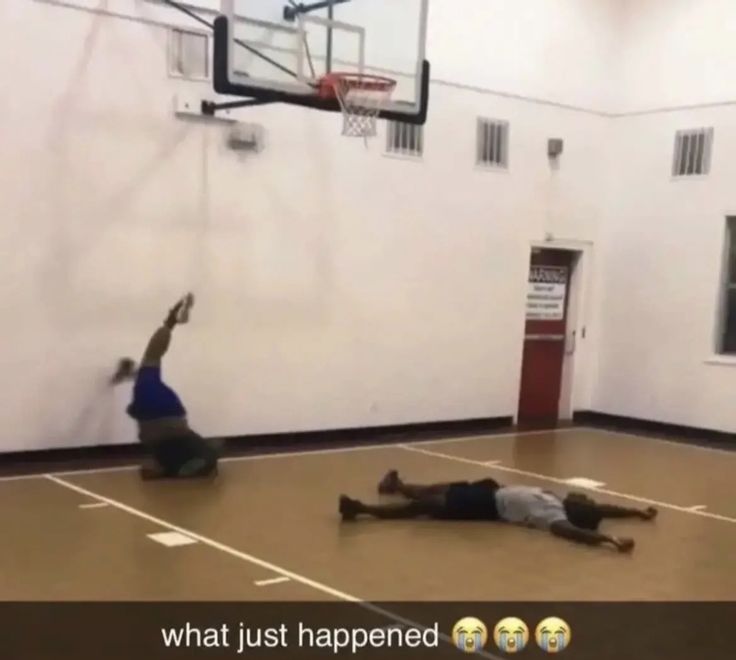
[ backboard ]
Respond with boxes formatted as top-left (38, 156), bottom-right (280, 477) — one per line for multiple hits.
top-left (212, 0), bottom-right (429, 124)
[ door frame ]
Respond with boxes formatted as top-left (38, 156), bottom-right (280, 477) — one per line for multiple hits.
top-left (516, 239), bottom-right (594, 422)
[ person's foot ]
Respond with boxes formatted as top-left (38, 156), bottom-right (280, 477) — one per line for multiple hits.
top-left (176, 292), bottom-right (195, 323)
top-left (640, 506), bottom-right (658, 521)
top-left (614, 537), bottom-right (635, 553)
top-left (378, 470), bottom-right (401, 495)
top-left (110, 358), bottom-right (137, 385)
top-left (339, 495), bottom-right (363, 521)
top-left (165, 293), bottom-right (195, 327)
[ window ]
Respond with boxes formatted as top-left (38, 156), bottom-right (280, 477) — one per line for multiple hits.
top-left (672, 127), bottom-right (713, 177)
top-left (169, 28), bottom-right (209, 80)
top-left (386, 121), bottom-right (423, 158)
top-left (476, 118), bottom-right (509, 169)
top-left (719, 218), bottom-right (736, 354)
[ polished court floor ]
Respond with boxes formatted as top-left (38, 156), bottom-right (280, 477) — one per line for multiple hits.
top-left (2, 427), bottom-right (735, 602)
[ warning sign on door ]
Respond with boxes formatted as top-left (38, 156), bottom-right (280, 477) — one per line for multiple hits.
top-left (526, 266), bottom-right (568, 320)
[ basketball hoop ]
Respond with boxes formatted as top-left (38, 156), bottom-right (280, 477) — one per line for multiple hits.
top-left (318, 72), bottom-right (397, 139)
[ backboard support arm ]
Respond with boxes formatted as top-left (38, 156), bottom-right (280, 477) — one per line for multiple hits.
top-left (283, 0), bottom-right (351, 22)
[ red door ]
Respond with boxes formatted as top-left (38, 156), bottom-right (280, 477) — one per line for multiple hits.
top-left (517, 249), bottom-right (573, 426)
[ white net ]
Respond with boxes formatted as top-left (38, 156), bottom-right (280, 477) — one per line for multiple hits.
top-left (329, 74), bottom-right (397, 139)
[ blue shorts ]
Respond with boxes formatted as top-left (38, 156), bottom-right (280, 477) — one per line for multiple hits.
top-left (127, 367), bottom-right (187, 421)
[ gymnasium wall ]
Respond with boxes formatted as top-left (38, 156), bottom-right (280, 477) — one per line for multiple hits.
top-left (590, 0), bottom-right (736, 432)
top-left (0, 0), bottom-right (613, 451)
top-left (618, 0), bottom-right (736, 114)
top-left (429, 0), bottom-right (621, 112)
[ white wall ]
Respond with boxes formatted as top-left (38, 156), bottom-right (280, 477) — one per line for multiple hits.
top-left (619, 0), bottom-right (736, 113)
top-left (0, 0), bottom-right (612, 451)
top-left (585, 0), bottom-right (736, 432)
top-left (429, 0), bottom-right (622, 112)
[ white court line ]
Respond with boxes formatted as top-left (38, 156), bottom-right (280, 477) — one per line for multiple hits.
top-left (687, 505), bottom-right (708, 512)
top-left (0, 473), bottom-right (51, 483)
top-left (0, 428), bottom-right (558, 483)
top-left (79, 502), bottom-right (109, 509)
top-left (9, 423), bottom-right (730, 485)
top-left (579, 426), bottom-right (736, 457)
top-left (148, 531), bottom-right (198, 547)
top-left (44, 473), bottom-right (503, 660)
top-left (254, 576), bottom-right (291, 587)
top-left (400, 444), bottom-right (736, 526)
top-left (562, 477), bottom-right (606, 489)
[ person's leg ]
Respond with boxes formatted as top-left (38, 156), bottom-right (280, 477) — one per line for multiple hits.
top-left (112, 294), bottom-right (195, 382)
top-left (550, 520), bottom-right (635, 553)
top-left (378, 470), bottom-right (455, 499)
top-left (140, 293), bottom-right (195, 367)
top-left (340, 495), bottom-right (438, 521)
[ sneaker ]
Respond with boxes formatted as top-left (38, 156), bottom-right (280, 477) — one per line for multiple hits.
top-left (339, 495), bottom-right (361, 521)
top-left (176, 293), bottom-right (195, 324)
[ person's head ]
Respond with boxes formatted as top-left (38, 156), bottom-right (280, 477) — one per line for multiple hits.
top-left (154, 432), bottom-right (218, 477)
top-left (563, 494), bottom-right (602, 531)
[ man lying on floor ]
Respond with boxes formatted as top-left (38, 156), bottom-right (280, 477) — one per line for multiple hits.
top-left (339, 471), bottom-right (657, 553)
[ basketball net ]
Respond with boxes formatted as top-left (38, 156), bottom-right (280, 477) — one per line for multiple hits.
top-left (319, 73), bottom-right (397, 141)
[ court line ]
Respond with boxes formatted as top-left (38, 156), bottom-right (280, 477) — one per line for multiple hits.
top-left (0, 428), bottom-right (558, 483)
top-left (254, 577), bottom-right (291, 587)
top-left (0, 473), bottom-right (52, 483)
top-left (44, 473), bottom-right (503, 660)
top-left (579, 426), bottom-right (736, 457)
top-left (399, 444), bottom-right (736, 526)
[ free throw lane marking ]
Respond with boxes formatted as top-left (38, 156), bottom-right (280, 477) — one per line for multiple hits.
top-left (563, 477), bottom-right (605, 489)
top-left (254, 577), bottom-right (291, 587)
top-left (148, 531), bottom-right (198, 547)
top-left (45, 474), bottom-right (503, 660)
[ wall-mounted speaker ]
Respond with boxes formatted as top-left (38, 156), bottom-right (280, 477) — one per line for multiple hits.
top-left (548, 138), bottom-right (564, 158)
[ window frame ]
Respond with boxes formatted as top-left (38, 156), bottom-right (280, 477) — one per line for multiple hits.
top-left (168, 27), bottom-right (210, 82)
top-left (476, 117), bottom-right (510, 171)
top-left (717, 217), bottom-right (736, 355)
top-left (672, 127), bottom-right (713, 179)
top-left (385, 120), bottom-right (424, 160)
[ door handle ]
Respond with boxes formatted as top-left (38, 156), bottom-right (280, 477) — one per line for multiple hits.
top-left (524, 334), bottom-right (565, 341)
top-left (565, 330), bottom-right (576, 356)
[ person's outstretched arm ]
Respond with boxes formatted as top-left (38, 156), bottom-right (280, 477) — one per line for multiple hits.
top-left (550, 520), bottom-right (634, 553)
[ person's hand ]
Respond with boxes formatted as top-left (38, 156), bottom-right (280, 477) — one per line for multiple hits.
top-left (613, 537), bottom-right (635, 553)
top-left (110, 357), bottom-right (137, 385)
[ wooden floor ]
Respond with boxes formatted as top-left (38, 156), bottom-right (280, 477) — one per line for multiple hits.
top-left (2, 427), bottom-right (736, 602)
